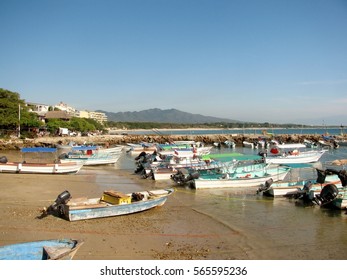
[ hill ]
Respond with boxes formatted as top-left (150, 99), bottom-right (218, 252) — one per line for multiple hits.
top-left (98, 108), bottom-right (240, 124)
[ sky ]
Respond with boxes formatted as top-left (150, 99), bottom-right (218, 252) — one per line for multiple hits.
top-left (1, 0), bottom-right (347, 125)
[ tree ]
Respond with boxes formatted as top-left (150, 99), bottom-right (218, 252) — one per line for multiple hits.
top-left (0, 88), bottom-right (40, 135)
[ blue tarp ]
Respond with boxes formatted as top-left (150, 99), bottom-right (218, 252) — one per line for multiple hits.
top-left (21, 147), bottom-right (57, 153)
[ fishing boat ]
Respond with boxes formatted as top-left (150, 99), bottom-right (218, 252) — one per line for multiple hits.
top-left (310, 169), bottom-right (347, 209)
top-left (148, 152), bottom-right (252, 181)
top-left (192, 165), bottom-right (291, 189)
top-left (0, 147), bottom-right (83, 174)
top-left (41, 188), bottom-right (174, 221)
top-left (59, 145), bottom-right (123, 166)
top-left (126, 142), bottom-right (158, 155)
top-left (258, 168), bottom-right (347, 210)
top-left (260, 143), bottom-right (327, 164)
top-left (0, 239), bottom-right (83, 260)
top-left (256, 168), bottom-right (342, 197)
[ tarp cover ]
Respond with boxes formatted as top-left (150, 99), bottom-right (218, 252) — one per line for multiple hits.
top-left (21, 147), bottom-right (57, 153)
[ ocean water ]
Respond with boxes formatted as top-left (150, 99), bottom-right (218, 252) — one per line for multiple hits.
top-left (112, 145), bottom-right (347, 259)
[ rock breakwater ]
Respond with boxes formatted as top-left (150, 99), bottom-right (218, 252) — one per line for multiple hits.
top-left (1, 133), bottom-right (343, 150)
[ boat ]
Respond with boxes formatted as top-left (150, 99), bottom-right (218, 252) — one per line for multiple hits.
top-left (310, 169), bottom-right (347, 209)
top-left (170, 153), bottom-right (267, 185)
top-left (41, 188), bottom-right (174, 221)
top-left (192, 165), bottom-right (291, 189)
top-left (335, 139), bottom-right (347, 146)
top-left (259, 168), bottom-right (347, 209)
top-left (147, 152), bottom-right (253, 181)
top-left (126, 142), bottom-right (158, 155)
top-left (0, 239), bottom-right (83, 260)
top-left (256, 168), bottom-right (342, 197)
top-left (59, 145), bottom-right (123, 166)
top-left (260, 143), bottom-right (327, 164)
top-left (0, 147), bottom-right (83, 174)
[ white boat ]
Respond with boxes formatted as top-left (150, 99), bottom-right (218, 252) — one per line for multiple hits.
top-left (193, 165), bottom-right (291, 189)
top-left (257, 171), bottom-right (341, 197)
top-left (126, 142), bottom-right (157, 155)
top-left (257, 168), bottom-right (347, 210)
top-left (0, 148), bottom-right (83, 174)
top-left (261, 143), bottom-right (326, 164)
top-left (59, 145), bottom-right (123, 166)
top-left (310, 169), bottom-right (347, 209)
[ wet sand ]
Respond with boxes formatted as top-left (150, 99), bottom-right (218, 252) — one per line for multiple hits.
top-left (0, 165), bottom-right (250, 260)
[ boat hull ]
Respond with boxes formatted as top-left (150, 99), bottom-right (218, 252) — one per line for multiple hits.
top-left (61, 152), bottom-right (122, 166)
top-left (0, 239), bottom-right (83, 260)
top-left (0, 162), bottom-right (83, 174)
top-left (264, 151), bottom-right (326, 164)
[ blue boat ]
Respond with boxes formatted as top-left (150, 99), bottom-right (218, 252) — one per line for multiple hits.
top-left (0, 239), bottom-right (83, 260)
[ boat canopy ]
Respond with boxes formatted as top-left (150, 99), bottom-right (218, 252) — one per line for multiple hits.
top-left (276, 144), bottom-right (307, 149)
top-left (202, 153), bottom-right (262, 162)
top-left (71, 146), bottom-right (98, 151)
top-left (21, 147), bottom-right (57, 153)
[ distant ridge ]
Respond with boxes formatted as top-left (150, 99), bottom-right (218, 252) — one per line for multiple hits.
top-left (98, 108), bottom-right (240, 124)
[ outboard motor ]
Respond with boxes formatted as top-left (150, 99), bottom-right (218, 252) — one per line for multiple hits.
top-left (171, 170), bottom-right (200, 186)
top-left (38, 190), bottom-right (71, 219)
top-left (313, 184), bottom-right (339, 206)
top-left (0, 156), bottom-right (8, 163)
top-left (298, 181), bottom-right (313, 201)
top-left (315, 169), bottom-right (326, 184)
top-left (256, 178), bottom-right (273, 194)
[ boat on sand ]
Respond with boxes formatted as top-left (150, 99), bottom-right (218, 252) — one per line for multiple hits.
top-left (0, 239), bottom-right (83, 260)
top-left (40, 188), bottom-right (174, 221)
top-left (0, 147), bottom-right (83, 174)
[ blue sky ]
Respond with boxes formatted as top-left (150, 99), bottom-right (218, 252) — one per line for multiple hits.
top-left (1, 0), bottom-right (347, 125)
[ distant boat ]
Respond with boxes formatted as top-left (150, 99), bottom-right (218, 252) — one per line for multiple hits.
top-left (0, 147), bottom-right (83, 174)
top-left (41, 188), bottom-right (174, 221)
top-left (261, 143), bottom-right (326, 164)
top-left (0, 239), bottom-right (83, 260)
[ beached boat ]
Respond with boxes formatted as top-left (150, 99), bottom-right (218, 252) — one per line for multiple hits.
top-left (42, 188), bottom-right (174, 221)
top-left (0, 147), bottom-right (83, 174)
top-left (59, 145), bottom-right (123, 166)
top-left (190, 164), bottom-right (291, 189)
top-left (260, 143), bottom-right (326, 164)
top-left (0, 239), bottom-right (83, 260)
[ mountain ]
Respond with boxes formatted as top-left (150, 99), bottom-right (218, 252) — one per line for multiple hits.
top-left (97, 108), bottom-right (239, 124)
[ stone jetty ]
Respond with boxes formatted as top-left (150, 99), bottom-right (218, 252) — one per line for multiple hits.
top-left (1, 132), bottom-right (345, 150)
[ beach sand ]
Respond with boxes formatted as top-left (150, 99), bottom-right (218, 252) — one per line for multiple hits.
top-left (0, 167), bottom-right (249, 260)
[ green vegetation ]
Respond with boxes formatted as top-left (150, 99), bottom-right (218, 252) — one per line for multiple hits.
top-left (0, 88), bottom-right (106, 138)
